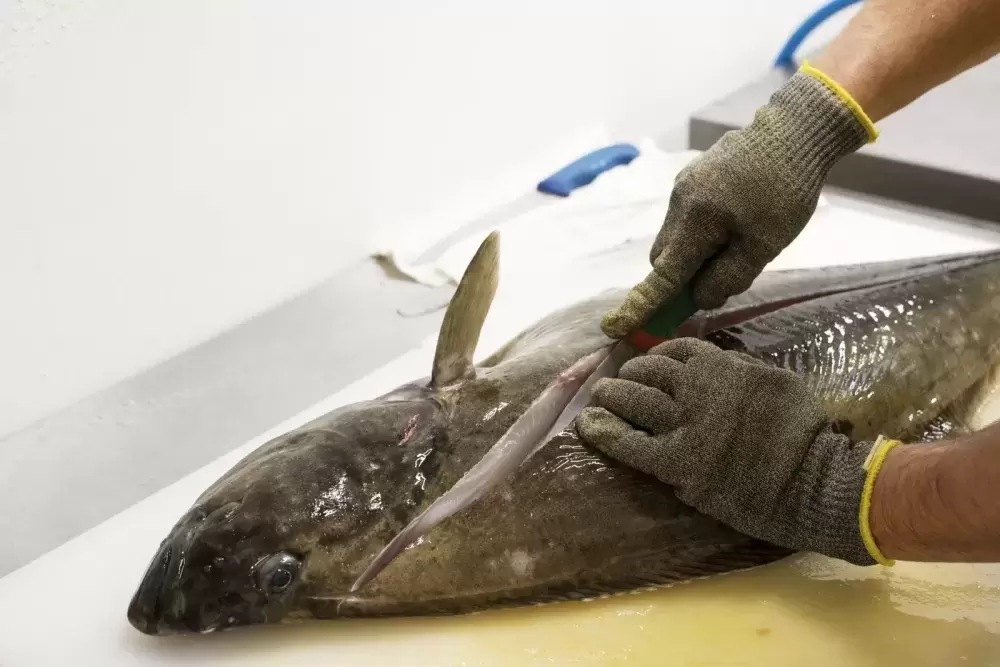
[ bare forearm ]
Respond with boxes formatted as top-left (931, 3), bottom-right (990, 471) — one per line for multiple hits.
top-left (870, 420), bottom-right (1000, 561)
top-left (812, 0), bottom-right (1000, 122)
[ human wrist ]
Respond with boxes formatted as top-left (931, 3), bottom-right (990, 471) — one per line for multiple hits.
top-left (870, 427), bottom-right (1000, 562)
top-left (811, 45), bottom-right (891, 124)
top-left (869, 442), bottom-right (948, 561)
top-left (811, 0), bottom-right (1000, 124)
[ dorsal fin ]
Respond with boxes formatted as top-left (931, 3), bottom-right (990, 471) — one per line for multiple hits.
top-left (430, 232), bottom-right (500, 387)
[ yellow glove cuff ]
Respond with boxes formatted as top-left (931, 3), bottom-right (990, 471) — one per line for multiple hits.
top-left (801, 60), bottom-right (879, 144)
top-left (859, 435), bottom-right (902, 566)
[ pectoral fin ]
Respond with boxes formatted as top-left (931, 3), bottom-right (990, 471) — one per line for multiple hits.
top-left (352, 344), bottom-right (616, 593)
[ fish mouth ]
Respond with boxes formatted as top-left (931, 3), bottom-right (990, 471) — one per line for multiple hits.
top-left (128, 539), bottom-right (178, 635)
top-left (128, 501), bottom-right (274, 636)
top-left (127, 538), bottom-right (234, 636)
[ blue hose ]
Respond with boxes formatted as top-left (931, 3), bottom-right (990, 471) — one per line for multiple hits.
top-left (773, 0), bottom-right (864, 70)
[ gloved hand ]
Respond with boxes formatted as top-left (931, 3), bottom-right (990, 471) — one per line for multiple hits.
top-left (576, 338), bottom-right (899, 566)
top-left (601, 64), bottom-right (878, 339)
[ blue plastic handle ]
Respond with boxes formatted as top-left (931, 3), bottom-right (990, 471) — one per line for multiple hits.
top-left (536, 143), bottom-right (640, 197)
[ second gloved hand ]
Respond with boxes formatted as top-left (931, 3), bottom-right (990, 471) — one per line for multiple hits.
top-left (577, 338), bottom-right (897, 566)
top-left (601, 65), bottom-right (877, 339)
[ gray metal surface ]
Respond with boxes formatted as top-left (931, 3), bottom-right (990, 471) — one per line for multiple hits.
top-left (689, 58), bottom-right (1000, 222)
top-left (0, 260), bottom-right (451, 577)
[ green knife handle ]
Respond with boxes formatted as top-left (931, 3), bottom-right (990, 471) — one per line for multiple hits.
top-left (640, 285), bottom-right (697, 339)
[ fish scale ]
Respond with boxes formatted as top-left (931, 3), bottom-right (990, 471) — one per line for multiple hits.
top-left (710, 255), bottom-right (1000, 442)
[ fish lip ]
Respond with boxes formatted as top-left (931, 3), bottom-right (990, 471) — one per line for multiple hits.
top-left (129, 501), bottom-right (249, 636)
top-left (126, 537), bottom-right (173, 634)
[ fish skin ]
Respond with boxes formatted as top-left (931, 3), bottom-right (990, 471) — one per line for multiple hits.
top-left (127, 246), bottom-right (1000, 635)
top-left (708, 254), bottom-right (1000, 443)
top-left (348, 343), bottom-right (619, 595)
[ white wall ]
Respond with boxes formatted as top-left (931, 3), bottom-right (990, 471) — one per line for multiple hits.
top-left (0, 0), bottom-right (855, 436)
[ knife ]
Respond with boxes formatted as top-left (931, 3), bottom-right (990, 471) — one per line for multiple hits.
top-left (530, 284), bottom-right (699, 451)
top-left (350, 154), bottom-right (696, 593)
top-left (349, 286), bottom-right (698, 593)
top-left (411, 143), bottom-right (641, 266)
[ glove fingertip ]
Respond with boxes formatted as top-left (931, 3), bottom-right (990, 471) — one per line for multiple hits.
top-left (601, 307), bottom-right (642, 340)
top-left (589, 377), bottom-right (620, 403)
top-left (594, 433), bottom-right (661, 478)
top-left (648, 337), bottom-right (720, 362)
top-left (602, 271), bottom-right (679, 339)
top-left (576, 406), bottom-right (628, 446)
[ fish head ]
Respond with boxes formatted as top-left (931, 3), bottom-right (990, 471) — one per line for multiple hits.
top-left (129, 231), bottom-right (504, 634)
top-left (127, 385), bottom-right (450, 635)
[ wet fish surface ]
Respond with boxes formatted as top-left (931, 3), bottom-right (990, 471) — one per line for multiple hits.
top-left (128, 234), bottom-right (1000, 635)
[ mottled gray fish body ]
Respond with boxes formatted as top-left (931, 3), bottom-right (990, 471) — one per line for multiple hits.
top-left (128, 235), bottom-right (1000, 635)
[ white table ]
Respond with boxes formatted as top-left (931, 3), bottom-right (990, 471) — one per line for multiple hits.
top-left (3, 191), bottom-right (1000, 666)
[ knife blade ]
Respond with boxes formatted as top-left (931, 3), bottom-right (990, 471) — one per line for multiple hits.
top-left (539, 284), bottom-right (699, 442)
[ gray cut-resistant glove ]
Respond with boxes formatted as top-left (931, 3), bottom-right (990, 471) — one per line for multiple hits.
top-left (577, 338), bottom-right (898, 566)
top-left (602, 67), bottom-right (876, 338)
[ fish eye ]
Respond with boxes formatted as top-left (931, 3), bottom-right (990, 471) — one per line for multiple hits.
top-left (255, 552), bottom-right (301, 596)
